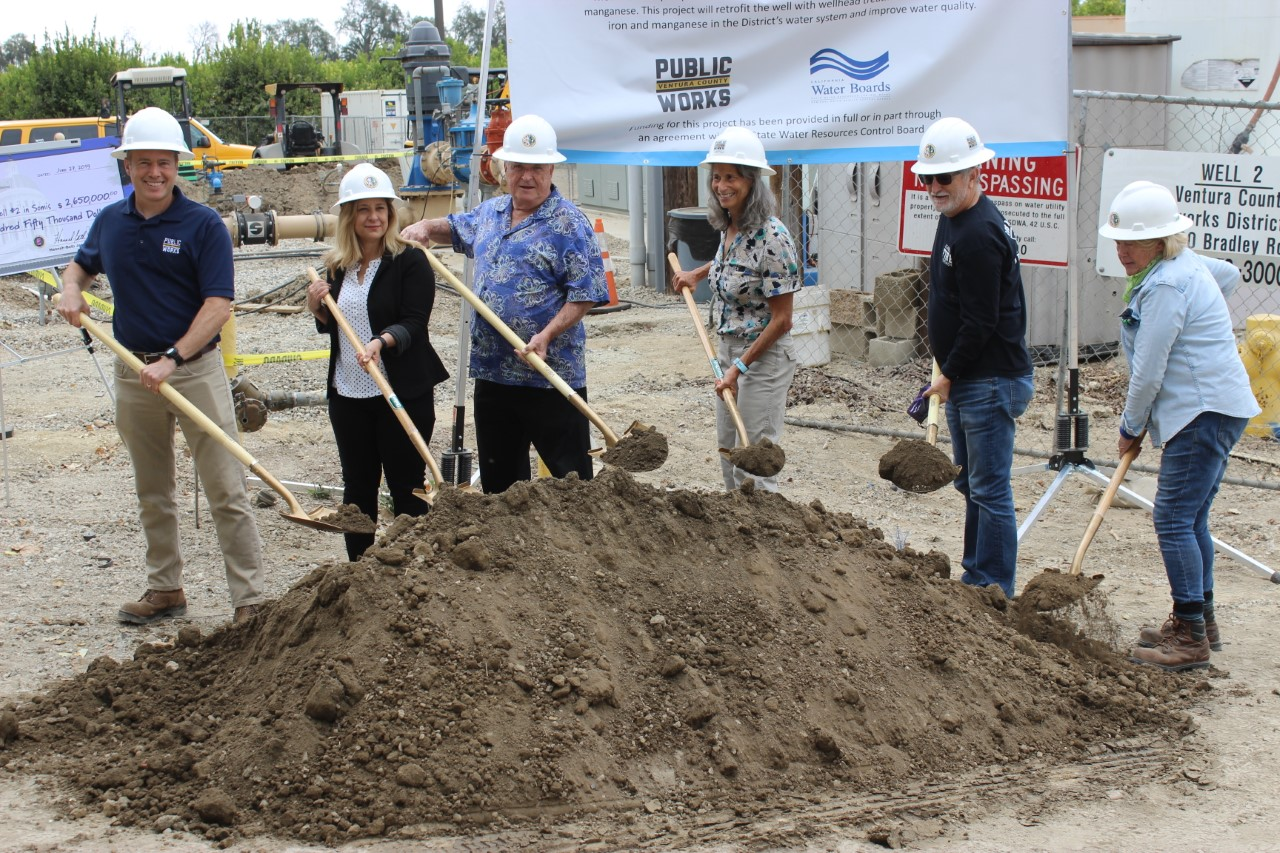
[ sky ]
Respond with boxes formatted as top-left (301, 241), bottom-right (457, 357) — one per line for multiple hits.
top-left (5, 0), bottom-right (470, 59)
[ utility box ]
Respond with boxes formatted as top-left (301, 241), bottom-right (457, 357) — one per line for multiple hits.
top-left (323, 90), bottom-right (409, 154)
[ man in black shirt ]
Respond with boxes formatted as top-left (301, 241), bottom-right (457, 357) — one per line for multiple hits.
top-left (915, 117), bottom-right (1034, 599)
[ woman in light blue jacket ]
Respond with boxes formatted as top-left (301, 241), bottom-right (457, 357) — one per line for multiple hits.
top-left (1099, 181), bottom-right (1259, 673)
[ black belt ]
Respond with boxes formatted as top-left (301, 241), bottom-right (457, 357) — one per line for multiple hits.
top-left (129, 341), bottom-right (217, 365)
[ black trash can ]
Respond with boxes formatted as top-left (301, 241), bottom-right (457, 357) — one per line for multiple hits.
top-left (667, 207), bottom-right (719, 303)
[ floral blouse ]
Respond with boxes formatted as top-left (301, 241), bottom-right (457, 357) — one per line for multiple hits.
top-left (710, 216), bottom-right (800, 342)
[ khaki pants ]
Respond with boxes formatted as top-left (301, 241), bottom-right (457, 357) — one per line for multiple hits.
top-left (114, 350), bottom-right (265, 608)
top-left (716, 334), bottom-right (797, 492)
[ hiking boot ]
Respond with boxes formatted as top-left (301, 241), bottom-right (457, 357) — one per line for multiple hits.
top-left (1139, 612), bottom-right (1223, 652)
top-left (1129, 616), bottom-right (1210, 672)
top-left (119, 589), bottom-right (187, 625)
top-left (234, 604), bottom-right (259, 625)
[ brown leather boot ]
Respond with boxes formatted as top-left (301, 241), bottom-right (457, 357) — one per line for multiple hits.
top-left (1130, 616), bottom-right (1210, 671)
top-left (1139, 612), bottom-right (1222, 651)
top-left (118, 589), bottom-right (187, 625)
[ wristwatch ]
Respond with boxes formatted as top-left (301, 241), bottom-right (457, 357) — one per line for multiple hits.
top-left (163, 346), bottom-right (185, 366)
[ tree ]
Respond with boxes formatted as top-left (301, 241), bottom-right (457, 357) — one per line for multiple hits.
top-left (188, 22), bottom-right (219, 64)
top-left (265, 18), bottom-right (339, 61)
top-left (0, 33), bottom-right (36, 70)
top-left (189, 21), bottom-right (321, 124)
top-left (337, 0), bottom-right (408, 60)
top-left (449, 1), bottom-right (506, 59)
top-left (1073, 0), bottom-right (1124, 14)
top-left (0, 28), bottom-right (141, 119)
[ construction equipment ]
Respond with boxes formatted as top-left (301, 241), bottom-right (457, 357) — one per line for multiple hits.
top-left (110, 66), bottom-right (254, 167)
top-left (253, 83), bottom-right (362, 167)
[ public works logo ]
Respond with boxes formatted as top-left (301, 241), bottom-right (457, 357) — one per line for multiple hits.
top-left (162, 237), bottom-right (182, 255)
top-left (653, 56), bottom-right (733, 113)
top-left (809, 49), bottom-right (892, 102)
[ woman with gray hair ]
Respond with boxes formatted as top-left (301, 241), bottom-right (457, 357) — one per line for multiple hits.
top-left (1100, 180), bottom-right (1259, 672)
top-left (672, 126), bottom-right (801, 491)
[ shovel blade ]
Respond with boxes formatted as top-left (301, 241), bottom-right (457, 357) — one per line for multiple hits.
top-left (279, 506), bottom-right (350, 534)
top-left (623, 420), bottom-right (653, 438)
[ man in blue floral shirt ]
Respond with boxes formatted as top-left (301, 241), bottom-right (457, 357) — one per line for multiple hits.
top-left (402, 114), bottom-right (607, 493)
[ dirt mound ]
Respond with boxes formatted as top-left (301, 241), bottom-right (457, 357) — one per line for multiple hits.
top-left (5, 469), bottom-right (1192, 845)
top-left (184, 158), bottom-right (405, 216)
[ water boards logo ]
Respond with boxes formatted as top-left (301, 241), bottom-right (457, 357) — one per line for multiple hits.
top-left (809, 49), bottom-right (892, 102)
top-left (654, 56), bottom-right (732, 113)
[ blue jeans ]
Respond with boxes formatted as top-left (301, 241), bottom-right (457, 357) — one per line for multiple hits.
top-left (1153, 411), bottom-right (1247, 606)
top-left (945, 373), bottom-right (1034, 598)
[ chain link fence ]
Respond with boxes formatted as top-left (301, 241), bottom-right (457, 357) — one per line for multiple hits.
top-left (684, 90), bottom-right (1280, 467)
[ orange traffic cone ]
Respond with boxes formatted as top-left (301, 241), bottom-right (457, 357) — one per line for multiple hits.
top-left (589, 217), bottom-right (630, 315)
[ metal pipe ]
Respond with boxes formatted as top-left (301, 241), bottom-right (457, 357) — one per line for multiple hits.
top-left (627, 165), bottom-right (646, 290)
top-left (645, 166), bottom-right (664, 293)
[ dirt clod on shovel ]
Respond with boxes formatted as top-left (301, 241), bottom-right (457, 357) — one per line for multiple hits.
top-left (1018, 568), bottom-right (1105, 612)
top-left (726, 436), bottom-right (786, 478)
top-left (599, 425), bottom-right (669, 472)
top-left (878, 438), bottom-right (959, 493)
top-left (327, 503), bottom-right (377, 534)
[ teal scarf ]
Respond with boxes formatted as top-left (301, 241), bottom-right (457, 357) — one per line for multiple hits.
top-left (1124, 257), bottom-right (1161, 304)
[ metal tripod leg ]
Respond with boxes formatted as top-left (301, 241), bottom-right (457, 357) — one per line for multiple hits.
top-left (1016, 461), bottom-right (1090, 540)
top-left (1017, 458), bottom-right (1278, 582)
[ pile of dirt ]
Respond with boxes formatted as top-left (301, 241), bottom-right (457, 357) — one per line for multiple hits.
top-left (184, 158), bottom-right (405, 217)
top-left (3, 468), bottom-right (1193, 845)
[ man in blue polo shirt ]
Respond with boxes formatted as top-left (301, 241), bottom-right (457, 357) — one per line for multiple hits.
top-left (57, 107), bottom-right (266, 626)
top-left (401, 114), bottom-right (608, 494)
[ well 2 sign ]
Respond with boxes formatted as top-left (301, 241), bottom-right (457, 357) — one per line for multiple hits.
top-left (899, 155), bottom-right (1070, 267)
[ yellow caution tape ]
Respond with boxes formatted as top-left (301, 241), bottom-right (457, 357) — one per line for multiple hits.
top-left (27, 270), bottom-right (327, 365)
top-left (228, 349), bottom-right (330, 366)
top-left (26, 272), bottom-right (115, 315)
top-left (201, 151), bottom-right (403, 168)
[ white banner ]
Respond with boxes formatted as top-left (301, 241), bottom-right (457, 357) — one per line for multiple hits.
top-left (506, 0), bottom-right (1070, 165)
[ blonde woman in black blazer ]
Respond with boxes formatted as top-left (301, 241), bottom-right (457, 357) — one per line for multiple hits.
top-left (306, 164), bottom-right (448, 560)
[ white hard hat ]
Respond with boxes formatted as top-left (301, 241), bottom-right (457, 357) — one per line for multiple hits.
top-left (1098, 181), bottom-right (1192, 240)
top-left (112, 106), bottom-right (194, 160)
top-left (700, 126), bottom-right (776, 176)
top-left (910, 116), bottom-right (995, 175)
top-left (494, 114), bottom-right (566, 164)
top-left (331, 163), bottom-right (398, 213)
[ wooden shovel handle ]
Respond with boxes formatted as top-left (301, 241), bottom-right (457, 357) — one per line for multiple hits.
top-left (308, 269), bottom-right (443, 488)
top-left (925, 359), bottom-right (942, 446)
top-left (420, 247), bottom-right (621, 446)
top-left (1069, 432), bottom-right (1145, 575)
top-left (667, 252), bottom-right (750, 447)
top-left (75, 311), bottom-right (308, 518)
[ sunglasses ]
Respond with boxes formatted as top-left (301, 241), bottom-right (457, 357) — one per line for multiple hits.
top-left (919, 171), bottom-right (963, 186)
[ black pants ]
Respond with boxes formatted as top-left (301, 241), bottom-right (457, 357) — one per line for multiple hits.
top-left (328, 391), bottom-right (435, 560)
top-left (474, 379), bottom-right (593, 494)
